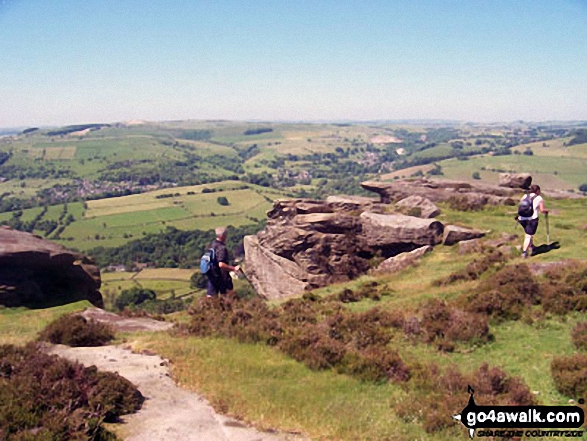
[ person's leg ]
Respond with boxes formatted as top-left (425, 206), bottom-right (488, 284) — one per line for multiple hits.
top-left (521, 219), bottom-right (538, 258)
top-left (220, 277), bottom-right (233, 296)
top-left (206, 278), bottom-right (219, 298)
top-left (523, 234), bottom-right (533, 255)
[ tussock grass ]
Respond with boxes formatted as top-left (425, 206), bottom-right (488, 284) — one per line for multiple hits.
top-left (130, 335), bottom-right (435, 441)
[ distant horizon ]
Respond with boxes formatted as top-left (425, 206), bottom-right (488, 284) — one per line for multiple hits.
top-left (3, 117), bottom-right (587, 132)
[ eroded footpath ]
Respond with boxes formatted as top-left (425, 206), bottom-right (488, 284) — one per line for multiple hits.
top-left (48, 309), bottom-right (303, 441)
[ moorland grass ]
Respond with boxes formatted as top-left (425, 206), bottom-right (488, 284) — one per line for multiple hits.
top-left (0, 301), bottom-right (92, 346)
top-left (129, 334), bottom-right (440, 441)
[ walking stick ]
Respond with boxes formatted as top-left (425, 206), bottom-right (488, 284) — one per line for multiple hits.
top-left (545, 212), bottom-right (550, 246)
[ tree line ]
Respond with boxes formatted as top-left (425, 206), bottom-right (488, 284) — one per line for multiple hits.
top-left (88, 223), bottom-right (265, 269)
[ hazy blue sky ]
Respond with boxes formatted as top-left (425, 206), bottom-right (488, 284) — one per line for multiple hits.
top-left (1, 0), bottom-right (586, 127)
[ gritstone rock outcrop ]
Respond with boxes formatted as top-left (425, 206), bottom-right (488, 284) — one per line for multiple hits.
top-left (360, 177), bottom-right (519, 206)
top-left (0, 227), bottom-right (103, 308)
top-left (243, 177), bottom-right (522, 299)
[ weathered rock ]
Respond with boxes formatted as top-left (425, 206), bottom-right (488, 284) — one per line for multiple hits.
top-left (443, 225), bottom-right (486, 246)
top-left (0, 227), bottom-right (103, 308)
top-left (325, 195), bottom-right (378, 212)
top-left (361, 178), bottom-right (518, 207)
top-left (267, 199), bottom-right (333, 220)
top-left (80, 307), bottom-right (174, 332)
top-left (360, 212), bottom-right (444, 249)
top-left (244, 235), bottom-right (313, 299)
top-left (395, 195), bottom-right (440, 218)
top-left (458, 239), bottom-right (484, 255)
top-left (499, 173), bottom-right (532, 189)
top-left (373, 246), bottom-right (432, 275)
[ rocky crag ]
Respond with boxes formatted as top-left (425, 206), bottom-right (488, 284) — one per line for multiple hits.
top-left (0, 227), bottom-right (103, 307)
top-left (244, 178), bottom-right (496, 300)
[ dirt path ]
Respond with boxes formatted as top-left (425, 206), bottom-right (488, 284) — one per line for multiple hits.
top-left (47, 309), bottom-right (303, 441)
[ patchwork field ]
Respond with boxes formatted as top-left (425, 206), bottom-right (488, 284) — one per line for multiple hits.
top-left (63, 183), bottom-right (276, 250)
top-left (0, 180), bottom-right (281, 251)
top-left (437, 154), bottom-right (587, 190)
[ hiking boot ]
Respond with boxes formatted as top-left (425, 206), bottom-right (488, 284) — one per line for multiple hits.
top-left (521, 251), bottom-right (528, 259)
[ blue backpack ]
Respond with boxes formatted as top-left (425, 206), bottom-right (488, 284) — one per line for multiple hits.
top-left (200, 248), bottom-right (218, 275)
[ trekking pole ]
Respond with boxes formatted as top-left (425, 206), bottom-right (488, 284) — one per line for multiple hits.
top-left (545, 212), bottom-right (550, 245)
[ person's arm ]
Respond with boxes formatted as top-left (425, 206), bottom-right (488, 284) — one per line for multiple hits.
top-left (538, 199), bottom-right (548, 214)
top-left (218, 262), bottom-right (240, 272)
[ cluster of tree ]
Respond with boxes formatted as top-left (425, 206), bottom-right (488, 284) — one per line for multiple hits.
top-left (155, 192), bottom-right (182, 199)
top-left (243, 172), bottom-right (273, 187)
top-left (205, 154), bottom-right (245, 174)
top-left (0, 163), bottom-right (74, 181)
top-left (88, 223), bottom-right (265, 269)
top-left (568, 129), bottom-right (587, 146)
top-left (237, 144), bottom-right (261, 160)
top-left (244, 127), bottom-right (273, 135)
top-left (45, 123), bottom-right (110, 136)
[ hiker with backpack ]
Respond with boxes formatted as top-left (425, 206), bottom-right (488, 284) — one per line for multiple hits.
top-left (201, 227), bottom-right (240, 297)
top-left (517, 184), bottom-right (549, 258)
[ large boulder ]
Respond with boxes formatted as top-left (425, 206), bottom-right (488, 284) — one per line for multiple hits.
top-left (395, 195), bottom-right (440, 218)
top-left (360, 212), bottom-right (444, 250)
top-left (373, 246), bottom-right (432, 275)
top-left (0, 227), bottom-right (103, 308)
top-left (499, 173), bottom-right (532, 189)
top-left (443, 225), bottom-right (486, 246)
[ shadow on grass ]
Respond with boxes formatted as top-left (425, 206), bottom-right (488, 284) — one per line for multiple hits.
top-left (532, 241), bottom-right (561, 256)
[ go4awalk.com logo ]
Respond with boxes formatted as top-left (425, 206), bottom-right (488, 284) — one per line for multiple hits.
top-left (453, 386), bottom-right (585, 439)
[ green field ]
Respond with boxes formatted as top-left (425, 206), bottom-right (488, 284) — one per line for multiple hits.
top-left (437, 154), bottom-right (587, 190)
top-left (427, 134), bottom-right (587, 190)
top-left (59, 183), bottom-right (277, 250)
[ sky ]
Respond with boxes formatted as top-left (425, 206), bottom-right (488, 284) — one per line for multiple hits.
top-left (1, 0), bottom-right (587, 127)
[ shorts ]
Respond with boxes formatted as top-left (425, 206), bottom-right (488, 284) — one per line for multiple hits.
top-left (206, 274), bottom-right (234, 296)
top-left (519, 218), bottom-right (539, 236)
